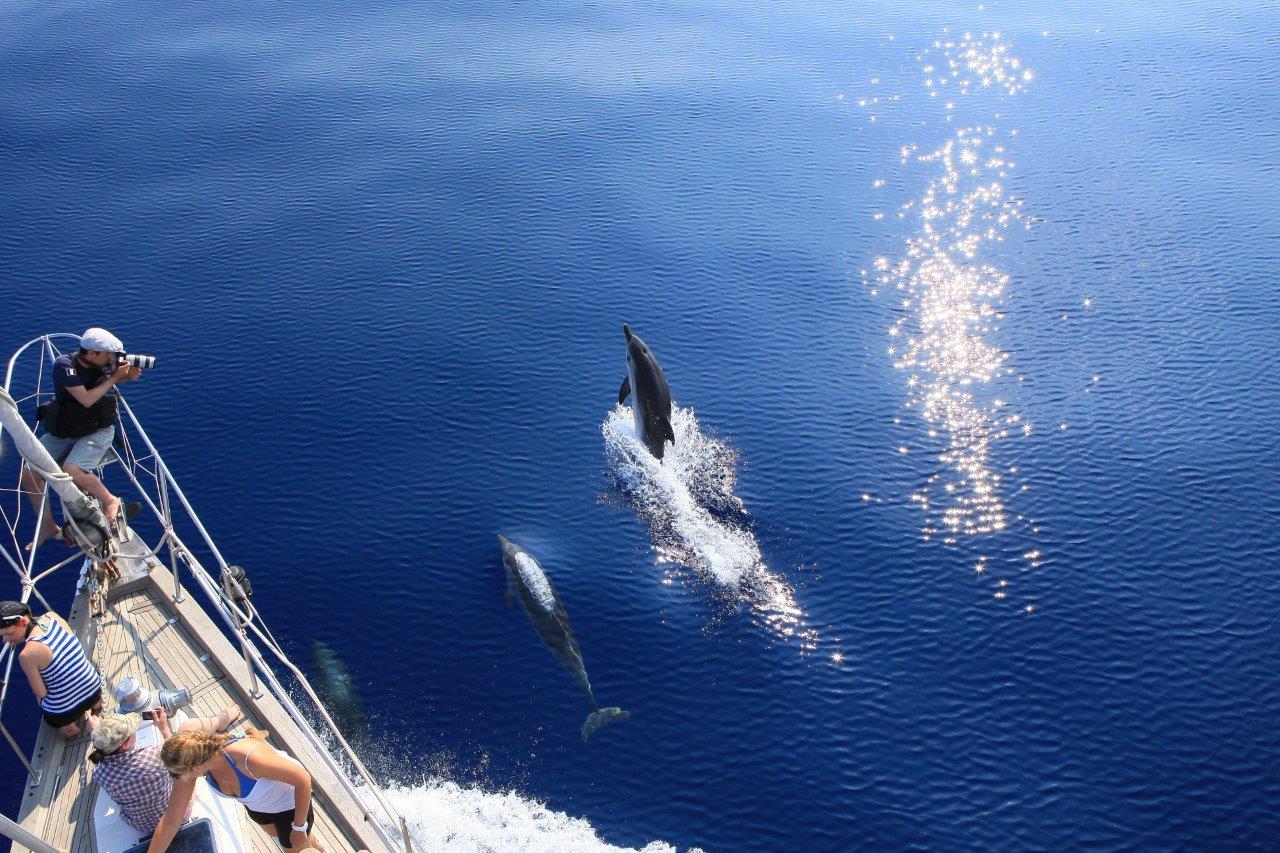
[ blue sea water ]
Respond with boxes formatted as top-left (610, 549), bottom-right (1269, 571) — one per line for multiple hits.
top-left (2, 0), bottom-right (1279, 849)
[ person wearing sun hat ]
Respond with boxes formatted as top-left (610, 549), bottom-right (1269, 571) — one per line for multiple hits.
top-left (90, 699), bottom-right (243, 835)
top-left (90, 713), bottom-right (168, 832)
top-left (19, 327), bottom-right (143, 549)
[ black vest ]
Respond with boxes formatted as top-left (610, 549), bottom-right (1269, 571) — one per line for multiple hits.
top-left (44, 358), bottom-right (117, 439)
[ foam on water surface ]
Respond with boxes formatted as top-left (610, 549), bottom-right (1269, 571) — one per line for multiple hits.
top-left (602, 404), bottom-right (816, 648)
top-left (370, 780), bottom-right (685, 852)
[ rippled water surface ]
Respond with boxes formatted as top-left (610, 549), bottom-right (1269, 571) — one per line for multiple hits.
top-left (2, 0), bottom-right (1279, 849)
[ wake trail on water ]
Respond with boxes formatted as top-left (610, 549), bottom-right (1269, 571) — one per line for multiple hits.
top-left (346, 774), bottom-right (693, 851)
top-left (378, 781), bottom-right (686, 852)
top-left (602, 403), bottom-right (816, 647)
top-left (317, 730), bottom-right (694, 851)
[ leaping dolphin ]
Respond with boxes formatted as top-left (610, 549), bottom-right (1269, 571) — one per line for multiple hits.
top-left (618, 323), bottom-right (675, 460)
top-left (498, 535), bottom-right (629, 741)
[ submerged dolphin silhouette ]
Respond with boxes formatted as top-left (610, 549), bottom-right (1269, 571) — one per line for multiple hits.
top-left (618, 323), bottom-right (675, 460)
top-left (311, 639), bottom-right (367, 747)
top-left (498, 535), bottom-right (629, 741)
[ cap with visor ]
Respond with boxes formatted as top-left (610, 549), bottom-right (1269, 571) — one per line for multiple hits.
top-left (79, 328), bottom-right (123, 354)
top-left (0, 601), bottom-right (32, 628)
top-left (91, 714), bottom-right (138, 754)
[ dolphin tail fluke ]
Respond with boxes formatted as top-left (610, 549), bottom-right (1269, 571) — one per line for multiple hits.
top-left (581, 707), bottom-right (630, 742)
top-left (618, 376), bottom-right (631, 404)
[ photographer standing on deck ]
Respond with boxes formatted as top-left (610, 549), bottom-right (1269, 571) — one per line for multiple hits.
top-left (20, 327), bottom-right (141, 549)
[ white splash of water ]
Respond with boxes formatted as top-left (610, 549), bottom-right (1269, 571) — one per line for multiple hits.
top-left (372, 780), bottom-right (687, 852)
top-left (602, 404), bottom-right (816, 647)
top-left (603, 403), bottom-right (756, 584)
top-left (316, 723), bottom-right (689, 852)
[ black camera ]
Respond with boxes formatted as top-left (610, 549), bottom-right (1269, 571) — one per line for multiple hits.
top-left (117, 353), bottom-right (157, 370)
top-left (141, 710), bottom-right (154, 720)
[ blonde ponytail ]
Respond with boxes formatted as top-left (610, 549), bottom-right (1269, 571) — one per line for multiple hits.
top-left (160, 727), bottom-right (269, 776)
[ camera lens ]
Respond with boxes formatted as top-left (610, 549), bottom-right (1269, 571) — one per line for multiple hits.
top-left (124, 353), bottom-right (157, 370)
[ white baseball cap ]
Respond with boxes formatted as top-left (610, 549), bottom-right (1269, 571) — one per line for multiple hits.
top-left (79, 328), bottom-right (123, 354)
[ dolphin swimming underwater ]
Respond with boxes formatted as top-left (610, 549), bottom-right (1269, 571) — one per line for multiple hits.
top-left (311, 639), bottom-right (368, 748)
top-left (618, 323), bottom-right (676, 460)
top-left (497, 535), bottom-right (629, 741)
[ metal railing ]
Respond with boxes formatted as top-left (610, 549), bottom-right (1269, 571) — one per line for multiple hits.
top-left (0, 335), bottom-right (415, 853)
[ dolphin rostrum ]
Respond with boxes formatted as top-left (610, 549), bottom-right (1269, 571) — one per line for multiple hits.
top-left (618, 323), bottom-right (676, 460)
top-left (498, 534), bottom-right (629, 741)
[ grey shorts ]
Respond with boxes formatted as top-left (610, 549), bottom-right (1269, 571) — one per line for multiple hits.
top-left (39, 426), bottom-right (116, 471)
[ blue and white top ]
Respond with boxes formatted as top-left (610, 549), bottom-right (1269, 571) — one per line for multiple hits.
top-left (206, 734), bottom-right (304, 815)
top-left (29, 617), bottom-right (100, 715)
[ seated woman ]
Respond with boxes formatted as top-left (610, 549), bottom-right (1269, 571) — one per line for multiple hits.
top-left (0, 600), bottom-right (101, 737)
top-left (89, 702), bottom-right (241, 835)
top-left (152, 727), bottom-right (322, 852)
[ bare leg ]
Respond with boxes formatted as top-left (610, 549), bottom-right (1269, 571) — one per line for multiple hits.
top-left (285, 834), bottom-right (322, 853)
top-left (265, 819), bottom-right (322, 852)
top-left (59, 701), bottom-right (101, 739)
top-left (63, 463), bottom-right (120, 524)
top-left (19, 464), bottom-right (62, 548)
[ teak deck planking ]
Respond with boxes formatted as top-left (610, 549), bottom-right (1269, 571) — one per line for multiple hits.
top-left (13, 538), bottom-right (387, 853)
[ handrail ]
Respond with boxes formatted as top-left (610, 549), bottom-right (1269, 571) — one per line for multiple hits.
top-left (0, 811), bottom-right (61, 853)
top-left (0, 334), bottom-right (415, 853)
top-left (0, 334), bottom-right (78, 449)
top-left (114, 395), bottom-right (412, 852)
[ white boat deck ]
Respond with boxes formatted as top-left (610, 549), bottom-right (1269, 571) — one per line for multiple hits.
top-left (14, 549), bottom-right (386, 853)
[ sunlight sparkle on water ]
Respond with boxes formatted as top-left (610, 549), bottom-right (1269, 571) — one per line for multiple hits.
top-left (874, 32), bottom-right (1033, 546)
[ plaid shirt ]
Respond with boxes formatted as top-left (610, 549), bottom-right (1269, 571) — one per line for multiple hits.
top-left (93, 744), bottom-right (172, 832)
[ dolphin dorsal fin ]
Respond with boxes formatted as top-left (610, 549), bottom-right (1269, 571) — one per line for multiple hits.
top-left (618, 376), bottom-right (632, 404)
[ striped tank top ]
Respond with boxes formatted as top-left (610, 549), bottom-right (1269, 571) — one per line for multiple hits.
top-left (30, 617), bottom-right (100, 715)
